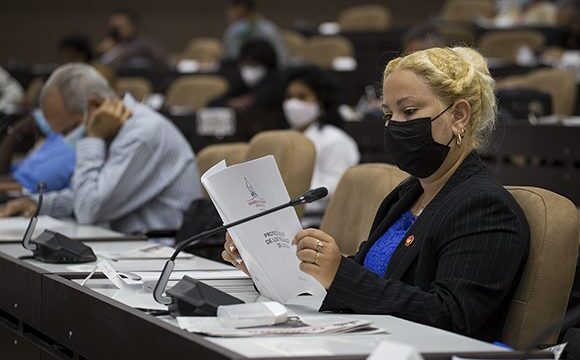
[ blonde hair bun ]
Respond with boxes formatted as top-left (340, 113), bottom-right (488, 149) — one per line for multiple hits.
top-left (384, 47), bottom-right (496, 150)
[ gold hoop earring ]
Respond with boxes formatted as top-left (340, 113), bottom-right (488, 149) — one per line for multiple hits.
top-left (456, 133), bottom-right (463, 147)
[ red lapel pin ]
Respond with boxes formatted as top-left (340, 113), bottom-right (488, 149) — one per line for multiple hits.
top-left (404, 235), bottom-right (415, 247)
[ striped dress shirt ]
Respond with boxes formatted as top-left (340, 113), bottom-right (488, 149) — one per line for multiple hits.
top-left (40, 95), bottom-right (202, 233)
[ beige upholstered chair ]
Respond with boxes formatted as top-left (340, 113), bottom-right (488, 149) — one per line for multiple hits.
top-left (496, 68), bottom-right (577, 116)
top-left (281, 29), bottom-right (307, 60)
top-left (165, 75), bottom-right (228, 111)
top-left (303, 36), bottom-right (354, 69)
top-left (197, 142), bottom-right (249, 178)
top-left (440, 0), bottom-right (495, 22)
top-left (337, 4), bottom-right (391, 32)
top-left (478, 30), bottom-right (545, 60)
top-left (320, 164), bottom-right (408, 256)
top-left (502, 186), bottom-right (579, 349)
top-left (115, 77), bottom-right (153, 101)
top-left (182, 37), bottom-right (225, 64)
top-left (245, 130), bottom-right (316, 217)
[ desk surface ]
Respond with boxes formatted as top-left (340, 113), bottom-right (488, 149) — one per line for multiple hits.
top-left (0, 216), bottom-right (129, 242)
top-left (0, 240), bottom-right (232, 274)
top-left (0, 231), bottom-right (510, 359)
top-left (78, 274), bottom-right (503, 358)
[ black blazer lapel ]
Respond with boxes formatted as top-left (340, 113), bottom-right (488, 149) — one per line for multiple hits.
top-left (354, 180), bottom-right (423, 264)
top-left (385, 151), bottom-right (486, 280)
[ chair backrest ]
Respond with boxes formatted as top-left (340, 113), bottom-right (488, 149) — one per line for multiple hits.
top-left (197, 142), bottom-right (249, 178)
top-left (165, 75), bottom-right (228, 110)
top-left (303, 36), bottom-right (354, 69)
top-left (440, 0), bottom-right (495, 22)
top-left (320, 164), bottom-right (408, 256)
top-left (183, 37), bottom-right (225, 63)
top-left (502, 186), bottom-right (579, 349)
top-left (115, 77), bottom-right (153, 102)
top-left (281, 29), bottom-right (307, 60)
top-left (478, 30), bottom-right (545, 60)
top-left (245, 130), bottom-right (316, 217)
top-left (337, 4), bottom-right (391, 31)
top-left (496, 68), bottom-right (577, 116)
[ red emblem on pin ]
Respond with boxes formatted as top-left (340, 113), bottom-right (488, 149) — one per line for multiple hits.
top-left (404, 235), bottom-right (415, 247)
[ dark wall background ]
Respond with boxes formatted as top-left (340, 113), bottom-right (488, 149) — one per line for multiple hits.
top-left (0, 0), bottom-right (446, 64)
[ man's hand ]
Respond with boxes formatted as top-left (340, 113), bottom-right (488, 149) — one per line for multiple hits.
top-left (0, 198), bottom-right (37, 217)
top-left (86, 99), bottom-right (132, 140)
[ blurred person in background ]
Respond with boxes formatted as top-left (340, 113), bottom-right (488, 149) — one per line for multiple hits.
top-left (402, 24), bottom-right (447, 54)
top-left (210, 39), bottom-right (284, 114)
top-left (283, 66), bottom-right (360, 227)
top-left (57, 34), bottom-right (116, 86)
top-left (223, 0), bottom-right (287, 65)
top-left (0, 66), bottom-right (24, 115)
top-left (97, 8), bottom-right (168, 72)
top-left (0, 64), bottom-right (201, 233)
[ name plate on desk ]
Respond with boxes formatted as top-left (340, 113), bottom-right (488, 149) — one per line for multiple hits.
top-left (196, 108), bottom-right (236, 138)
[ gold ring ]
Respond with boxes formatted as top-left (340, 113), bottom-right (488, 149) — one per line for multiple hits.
top-left (314, 251), bottom-right (320, 265)
top-left (316, 239), bottom-right (323, 252)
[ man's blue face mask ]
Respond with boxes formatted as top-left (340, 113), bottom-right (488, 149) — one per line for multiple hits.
top-left (32, 109), bottom-right (53, 136)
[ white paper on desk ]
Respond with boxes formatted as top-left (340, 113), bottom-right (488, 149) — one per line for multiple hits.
top-left (0, 216), bottom-right (66, 239)
top-left (201, 156), bottom-right (324, 303)
top-left (133, 269), bottom-right (249, 282)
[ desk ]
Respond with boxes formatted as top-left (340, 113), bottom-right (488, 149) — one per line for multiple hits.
top-left (0, 235), bottom-right (545, 360)
top-left (0, 216), bottom-right (137, 243)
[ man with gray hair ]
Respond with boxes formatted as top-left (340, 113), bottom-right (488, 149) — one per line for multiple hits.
top-left (0, 63), bottom-right (202, 233)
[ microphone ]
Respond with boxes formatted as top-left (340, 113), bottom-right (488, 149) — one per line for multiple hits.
top-left (21, 183), bottom-right (97, 263)
top-left (153, 187), bottom-right (328, 316)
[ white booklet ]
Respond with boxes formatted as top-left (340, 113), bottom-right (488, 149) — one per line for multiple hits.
top-left (201, 155), bottom-right (325, 303)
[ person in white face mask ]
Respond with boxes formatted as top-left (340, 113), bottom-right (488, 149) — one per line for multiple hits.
top-left (283, 66), bottom-right (360, 227)
top-left (209, 39), bottom-right (284, 115)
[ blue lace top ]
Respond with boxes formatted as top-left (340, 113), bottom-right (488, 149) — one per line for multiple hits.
top-left (363, 210), bottom-right (417, 276)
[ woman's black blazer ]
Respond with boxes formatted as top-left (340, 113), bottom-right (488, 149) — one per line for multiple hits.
top-left (320, 151), bottom-right (530, 342)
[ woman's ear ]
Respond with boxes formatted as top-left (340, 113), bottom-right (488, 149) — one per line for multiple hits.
top-left (451, 99), bottom-right (470, 136)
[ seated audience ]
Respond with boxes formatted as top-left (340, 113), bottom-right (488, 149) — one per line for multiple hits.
top-left (0, 63), bottom-right (202, 233)
top-left (57, 35), bottom-right (94, 64)
top-left (224, 47), bottom-right (530, 341)
top-left (210, 39), bottom-right (284, 114)
top-left (0, 66), bottom-right (24, 114)
top-left (223, 0), bottom-right (287, 65)
top-left (283, 66), bottom-right (360, 225)
top-left (97, 9), bottom-right (168, 71)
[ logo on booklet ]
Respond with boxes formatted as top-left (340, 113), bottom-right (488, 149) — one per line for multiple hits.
top-left (245, 177), bottom-right (267, 209)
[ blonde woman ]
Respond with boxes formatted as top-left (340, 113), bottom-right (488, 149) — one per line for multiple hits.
top-left (223, 47), bottom-right (530, 341)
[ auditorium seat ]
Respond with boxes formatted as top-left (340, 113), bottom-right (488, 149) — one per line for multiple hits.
top-left (197, 142), bottom-right (249, 178)
top-left (303, 36), bottom-right (354, 69)
top-left (115, 77), bottom-right (153, 101)
top-left (320, 164), bottom-right (408, 256)
top-left (336, 4), bottom-right (392, 32)
top-left (165, 75), bottom-right (229, 111)
top-left (245, 130), bottom-right (316, 217)
top-left (440, 0), bottom-right (495, 22)
top-left (478, 30), bottom-right (545, 61)
top-left (180, 37), bottom-right (225, 64)
top-left (502, 186), bottom-right (579, 348)
top-left (281, 29), bottom-right (307, 61)
top-left (496, 68), bottom-right (577, 116)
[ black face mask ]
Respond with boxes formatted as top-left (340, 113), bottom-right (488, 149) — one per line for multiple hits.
top-left (384, 104), bottom-right (454, 178)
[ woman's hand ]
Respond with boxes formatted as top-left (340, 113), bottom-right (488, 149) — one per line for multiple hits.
top-left (221, 232), bottom-right (250, 276)
top-left (293, 228), bottom-right (342, 290)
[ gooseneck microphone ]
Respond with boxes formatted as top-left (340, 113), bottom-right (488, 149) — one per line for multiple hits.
top-left (22, 183), bottom-right (46, 251)
top-left (153, 187), bottom-right (328, 314)
top-left (21, 183), bottom-right (97, 263)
